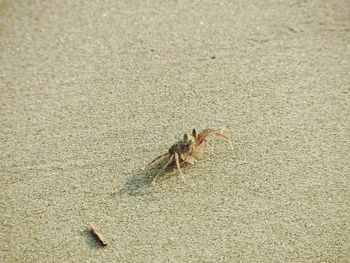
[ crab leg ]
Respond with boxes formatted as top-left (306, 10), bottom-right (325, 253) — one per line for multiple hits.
top-left (213, 130), bottom-right (233, 151)
top-left (147, 152), bottom-right (168, 167)
top-left (174, 152), bottom-right (185, 181)
top-left (202, 139), bottom-right (211, 154)
top-left (197, 129), bottom-right (233, 151)
top-left (151, 154), bottom-right (174, 185)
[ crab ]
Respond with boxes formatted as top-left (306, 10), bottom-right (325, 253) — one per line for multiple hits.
top-left (147, 128), bottom-right (232, 184)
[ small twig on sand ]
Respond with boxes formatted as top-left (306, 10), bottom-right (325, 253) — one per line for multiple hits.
top-left (89, 224), bottom-right (108, 246)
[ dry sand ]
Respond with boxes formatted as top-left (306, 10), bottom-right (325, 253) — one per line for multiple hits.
top-left (1, 0), bottom-right (349, 262)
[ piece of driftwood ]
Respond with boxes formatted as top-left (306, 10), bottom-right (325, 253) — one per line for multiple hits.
top-left (89, 224), bottom-right (108, 246)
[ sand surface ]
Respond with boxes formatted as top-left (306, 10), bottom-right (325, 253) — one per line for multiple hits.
top-left (1, 0), bottom-right (349, 262)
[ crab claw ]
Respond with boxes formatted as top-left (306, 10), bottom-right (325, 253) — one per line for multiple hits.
top-left (180, 153), bottom-right (198, 165)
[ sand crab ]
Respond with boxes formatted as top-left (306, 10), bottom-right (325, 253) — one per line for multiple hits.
top-left (147, 128), bottom-right (232, 184)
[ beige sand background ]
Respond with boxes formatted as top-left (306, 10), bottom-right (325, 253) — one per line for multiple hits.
top-left (1, 0), bottom-right (349, 262)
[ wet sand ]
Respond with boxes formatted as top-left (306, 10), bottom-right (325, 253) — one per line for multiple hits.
top-left (1, 0), bottom-right (349, 262)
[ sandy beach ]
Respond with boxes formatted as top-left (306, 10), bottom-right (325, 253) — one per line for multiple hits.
top-left (1, 0), bottom-right (349, 262)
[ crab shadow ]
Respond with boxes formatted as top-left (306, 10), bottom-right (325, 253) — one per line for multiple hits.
top-left (119, 162), bottom-right (176, 196)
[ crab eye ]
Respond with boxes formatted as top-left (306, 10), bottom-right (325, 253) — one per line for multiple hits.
top-left (183, 133), bottom-right (188, 142)
top-left (192, 128), bottom-right (197, 137)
